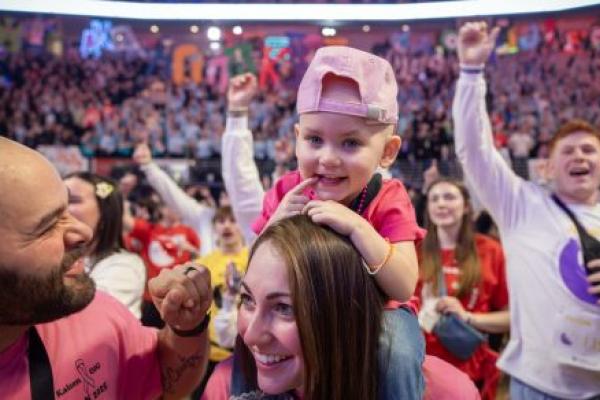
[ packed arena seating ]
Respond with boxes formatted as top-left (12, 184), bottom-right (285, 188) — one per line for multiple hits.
top-left (1, 15), bottom-right (599, 189)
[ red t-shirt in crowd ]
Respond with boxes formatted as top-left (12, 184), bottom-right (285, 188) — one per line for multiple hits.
top-left (127, 218), bottom-right (200, 300)
top-left (417, 234), bottom-right (508, 400)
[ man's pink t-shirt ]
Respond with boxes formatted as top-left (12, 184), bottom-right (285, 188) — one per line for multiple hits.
top-left (0, 292), bottom-right (162, 399)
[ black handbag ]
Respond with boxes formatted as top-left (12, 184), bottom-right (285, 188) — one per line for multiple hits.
top-left (552, 194), bottom-right (600, 295)
top-left (432, 271), bottom-right (485, 361)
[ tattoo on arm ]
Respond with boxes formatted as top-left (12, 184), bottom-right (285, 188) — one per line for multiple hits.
top-left (161, 350), bottom-right (205, 393)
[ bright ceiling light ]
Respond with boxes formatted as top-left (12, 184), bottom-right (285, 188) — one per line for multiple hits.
top-left (321, 27), bottom-right (336, 37)
top-left (207, 26), bottom-right (221, 41)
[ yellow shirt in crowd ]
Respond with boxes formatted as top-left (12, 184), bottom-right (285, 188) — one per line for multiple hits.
top-left (196, 247), bottom-right (249, 362)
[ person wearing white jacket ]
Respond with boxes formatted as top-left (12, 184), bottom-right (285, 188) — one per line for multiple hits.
top-left (133, 143), bottom-right (216, 256)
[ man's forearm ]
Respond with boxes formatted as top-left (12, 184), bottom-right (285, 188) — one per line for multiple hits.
top-left (157, 327), bottom-right (210, 399)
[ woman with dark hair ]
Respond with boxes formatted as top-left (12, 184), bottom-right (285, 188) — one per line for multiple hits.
top-left (202, 215), bottom-right (480, 399)
top-left (64, 172), bottom-right (145, 318)
top-left (417, 178), bottom-right (509, 399)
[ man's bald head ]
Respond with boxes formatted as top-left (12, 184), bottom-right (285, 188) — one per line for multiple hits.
top-left (0, 136), bottom-right (58, 176)
top-left (0, 137), bottom-right (63, 221)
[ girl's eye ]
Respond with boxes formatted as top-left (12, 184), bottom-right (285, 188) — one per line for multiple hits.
top-left (306, 135), bottom-right (322, 145)
top-left (274, 302), bottom-right (294, 317)
top-left (68, 195), bottom-right (81, 205)
top-left (240, 293), bottom-right (255, 309)
top-left (342, 139), bottom-right (360, 149)
top-left (443, 193), bottom-right (457, 201)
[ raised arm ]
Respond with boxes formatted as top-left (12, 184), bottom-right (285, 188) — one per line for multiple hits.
top-left (453, 22), bottom-right (528, 228)
top-left (149, 263), bottom-right (213, 399)
top-left (304, 200), bottom-right (418, 302)
top-left (134, 143), bottom-right (213, 224)
top-left (222, 73), bottom-right (265, 245)
top-left (133, 143), bottom-right (215, 254)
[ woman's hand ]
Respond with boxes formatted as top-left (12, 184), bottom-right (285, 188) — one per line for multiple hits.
top-left (436, 296), bottom-right (469, 321)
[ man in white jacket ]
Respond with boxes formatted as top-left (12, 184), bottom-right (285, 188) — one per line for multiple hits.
top-left (453, 21), bottom-right (600, 399)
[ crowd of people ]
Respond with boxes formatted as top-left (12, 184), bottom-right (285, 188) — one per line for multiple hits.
top-left (2, 19), bottom-right (599, 188)
top-left (1, 16), bottom-right (600, 400)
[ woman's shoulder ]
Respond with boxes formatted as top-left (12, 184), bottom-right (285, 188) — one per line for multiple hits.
top-left (96, 251), bottom-right (145, 269)
top-left (201, 358), bottom-right (233, 400)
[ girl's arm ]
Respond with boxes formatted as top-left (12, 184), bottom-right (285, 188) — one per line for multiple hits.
top-left (351, 221), bottom-right (418, 302)
top-left (304, 200), bottom-right (418, 301)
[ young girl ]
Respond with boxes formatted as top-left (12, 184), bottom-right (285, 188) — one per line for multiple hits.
top-left (222, 46), bottom-right (425, 399)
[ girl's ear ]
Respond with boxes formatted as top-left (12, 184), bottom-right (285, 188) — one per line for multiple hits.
top-left (380, 135), bottom-right (401, 169)
top-left (294, 123), bottom-right (300, 139)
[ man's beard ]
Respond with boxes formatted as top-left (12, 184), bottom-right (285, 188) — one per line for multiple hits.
top-left (0, 248), bottom-right (96, 325)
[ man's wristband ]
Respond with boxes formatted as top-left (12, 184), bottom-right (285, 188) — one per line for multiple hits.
top-left (170, 313), bottom-right (211, 337)
top-left (460, 64), bottom-right (484, 74)
top-left (228, 107), bottom-right (249, 118)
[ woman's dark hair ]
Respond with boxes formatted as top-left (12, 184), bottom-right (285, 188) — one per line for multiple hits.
top-left (64, 172), bottom-right (125, 262)
top-left (238, 215), bottom-right (385, 400)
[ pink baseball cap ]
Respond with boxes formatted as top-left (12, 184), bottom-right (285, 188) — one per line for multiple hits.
top-left (297, 46), bottom-right (398, 125)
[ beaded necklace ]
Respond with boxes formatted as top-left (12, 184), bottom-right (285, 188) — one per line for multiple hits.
top-left (348, 173), bottom-right (382, 215)
top-left (355, 186), bottom-right (369, 215)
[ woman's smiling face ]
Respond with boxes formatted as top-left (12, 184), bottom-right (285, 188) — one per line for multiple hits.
top-left (238, 240), bottom-right (304, 395)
